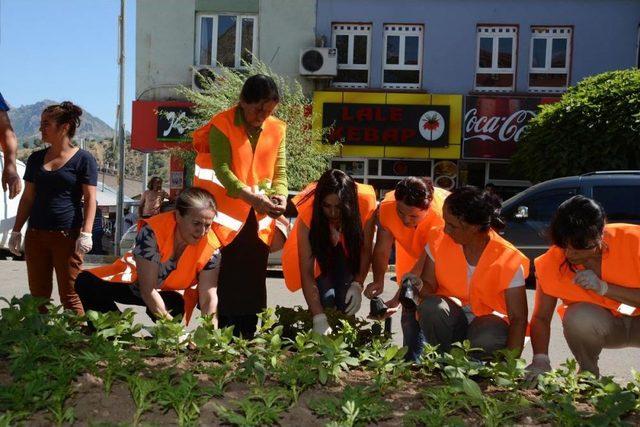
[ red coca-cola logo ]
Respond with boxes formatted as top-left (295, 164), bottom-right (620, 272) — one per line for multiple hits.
top-left (464, 108), bottom-right (536, 144)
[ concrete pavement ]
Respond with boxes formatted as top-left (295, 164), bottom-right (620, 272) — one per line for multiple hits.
top-left (1, 260), bottom-right (638, 382)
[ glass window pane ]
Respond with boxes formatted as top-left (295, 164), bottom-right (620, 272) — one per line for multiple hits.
top-left (404, 36), bottom-right (419, 65)
top-left (334, 69), bottom-right (368, 84)
top-left (478, 37), bottom-right (493, 68)
top-left (532, 38), bottom-right (547, 68)
top-left (353, 35), bottom-right (368, 65)
top-left (331, 160), bottom-right (364, 176)
top-left (527, 189), bottom-right (577, 221)
top-left (199, 17), bottom-right (213, 65)
top-left (217, 15), bottom-right (236, 67)
top-left (240, 18), bottom-right (254, 65)
top-left (475, 73), bottom-right (513, 88)
top-left (336, 35), bottom-right (349, 64)
top-left (551, 38), bottom-right (567, 68)
top-left (593, 186), bottom-right (640, 221)
top-left (368, 159), bottom-right (379, 175)
top-left (497, 37), bottom-right (513, 68)
top-left (384, 69), bottom-right (420, 84)
top-left (386, 35), bottom-right (400, 64)
top-left (529, 73), bottom-right (568, 87)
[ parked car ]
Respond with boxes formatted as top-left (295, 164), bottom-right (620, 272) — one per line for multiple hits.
top-left (0, 153), bottom-right (26, 259)
top-left (500, 171), bottom-right (640, 285)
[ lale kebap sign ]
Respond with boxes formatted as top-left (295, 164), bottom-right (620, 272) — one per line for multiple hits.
top-left (462, 95), bottom-right (558, 160)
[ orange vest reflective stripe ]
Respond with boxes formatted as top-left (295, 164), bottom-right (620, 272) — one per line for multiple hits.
top-left (534, 223), bottom-right (640, 318)
top-left (282, 182), bottom-right (377, 292)
top-left (86, 211), bottom-right (221, 324)
top-left (192, 105), bottom-right (286, 246)
top-left (428, 226), bottom-right (530, 320)
top-left (378, 187), bottom-right (448, 284)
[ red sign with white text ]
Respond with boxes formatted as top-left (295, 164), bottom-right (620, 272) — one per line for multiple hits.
top-left (462, 96), bottom-right (558, 159)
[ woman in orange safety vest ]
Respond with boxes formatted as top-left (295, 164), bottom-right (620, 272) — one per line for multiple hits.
top-left (526, 195), bottom-right (640, 379)
top-left (363, 177), bottom-right (448, 362)
top-left (411, 186), bottom-right (529, 356)
top-left (282, 169), bottom-right (376, 335)
top-left (75, 187), bottom-right (221, 325)
top-left (191, 74), bottom-right (288, 338)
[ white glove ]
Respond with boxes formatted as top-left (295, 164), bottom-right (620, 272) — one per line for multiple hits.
top-left (8, 231), bottom-right (22, 256)
top-left (312, 313), bottom-right (332, 335)
top-left (524, 354), bottom-right (552, 387)
top-left (401, 273), bottom-right (423, 293)
top-left (574, 269), bottom-right (608, 295)
top-left (344, 281), bottom-right (363, 316)
top-left (75, 232), bottom-right (93, 254)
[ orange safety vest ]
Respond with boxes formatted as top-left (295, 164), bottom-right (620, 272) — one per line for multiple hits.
top-left (86, 211), bottom-right (221, 324)
top-left (427, 226), bottom-right (530, 320)
top-left (191, 105), bottom-right (286, 246)
top-left (378, 187), bottom-right (448, 284)
top-left (282, 182), bottom-right (377, 292)
top-left (534, 223), bottom-right (640, 318)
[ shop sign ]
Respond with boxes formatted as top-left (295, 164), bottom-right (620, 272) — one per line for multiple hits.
top-left (462, 96), bottom-right (558, 159)
top-left (156, 106), bottom-right (193, 142)
top-left (323, 103), bottom-right (450, 147)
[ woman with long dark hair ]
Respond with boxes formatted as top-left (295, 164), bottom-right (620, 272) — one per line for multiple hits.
top-left (411, 186), bottom-right (529, 356)
top-left (282, 169), bottom-right (376, 335)
top-left (527, 195), bottom-right (640, 379)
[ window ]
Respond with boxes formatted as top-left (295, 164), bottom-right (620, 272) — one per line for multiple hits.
top-left (529, 26), bottom-right (572, 93)
top-left (592, 186), bottom-right (640, 221)
top-left (382, 24), bottom-right (423, 89)
top-left (196, 14), bottom-right (257, 68)
top-left (525, 188), bottom-right (577, 222)
top-left (636, 25), bottom-right (640, 68)
top-left (475, 26), bottom-right (518, 92)
top-left (332, 23), bottom-right (371, 88)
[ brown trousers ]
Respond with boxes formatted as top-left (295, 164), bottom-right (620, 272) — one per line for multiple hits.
top-left (24, 228), bottom-right (85, 315)
top-left (563, 302), bottom-right (640, 376)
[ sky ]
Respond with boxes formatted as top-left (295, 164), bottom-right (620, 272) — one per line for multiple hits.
top-left (0, 0), bottom-right (136, 129)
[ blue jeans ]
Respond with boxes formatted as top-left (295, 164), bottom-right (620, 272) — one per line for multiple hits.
top-left (401, 306), bottom-right (426, 362)
top-left (317, 274), bottom-right (352, 312)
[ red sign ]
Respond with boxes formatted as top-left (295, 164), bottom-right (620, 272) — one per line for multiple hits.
top-left (131, 100), bottom-right (193, 152)
top-left (462, 96), bottom-right (558, 159)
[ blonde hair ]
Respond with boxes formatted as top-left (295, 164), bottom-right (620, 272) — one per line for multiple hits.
top-left (175, 187), bottom-right (216, 216)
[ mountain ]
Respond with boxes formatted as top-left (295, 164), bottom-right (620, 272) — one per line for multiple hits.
top-left (7, 100), bottom-right (115, 142)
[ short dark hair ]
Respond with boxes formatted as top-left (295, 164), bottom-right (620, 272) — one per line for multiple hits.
top-left (43, 101), bottom-right (83, 138)
top-left (240, 74), bottom-right (280, 104)
top-left (444, 186), bottom-right (505, 231)
top-left (147, 176), bottom-right (162, 190)
top-left (394, 177), bottom-right (434, 210)
top-left (549, 195), bottom-right (606, 249)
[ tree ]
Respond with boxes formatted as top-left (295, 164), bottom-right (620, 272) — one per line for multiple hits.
top-left (510, 69), bottom-right (640, 183)
top-left (177, 59), bottom-right (339, 190)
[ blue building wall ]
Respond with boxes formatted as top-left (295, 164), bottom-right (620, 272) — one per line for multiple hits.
top-left (316, 0), bottom-right (640, 93)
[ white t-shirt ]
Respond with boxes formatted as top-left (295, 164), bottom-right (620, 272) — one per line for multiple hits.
top-left (425, 244), bottom-right (525, 322)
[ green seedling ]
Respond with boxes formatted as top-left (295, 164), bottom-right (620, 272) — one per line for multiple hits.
top-left (157, 372), bottom-right (204, 427)
top-left (85, 309), bottom-right (143, 345)
top-left (308, 385), bottom-right (391, 426)
top-left (361, 344), bottom-right (410, 391)
top-left (403, 386), bottom-right (467, 427)
top-left (214, 387), bottom-right (290, 427)
top-left (203, 364), bottom-right (236, 397)
top-left (127, 375), bottom-right (160, 426)
top-left (313, 334), bottom-right (360, 384)
top-left (147, 316), bottom-right (187, 354)
top-left (488, 348), bottom-right (527, 390)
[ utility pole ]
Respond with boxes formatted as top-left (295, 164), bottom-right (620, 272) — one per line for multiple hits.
top-left (114, 0), bottom-right (126, 256)
top-left (142, 153), bottom-right (149, 193)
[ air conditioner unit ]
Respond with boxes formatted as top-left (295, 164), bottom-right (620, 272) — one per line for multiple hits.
top-left (191, 66), bottom-right (218, 92)
top-left (299, 47), bottom-right (337, 77)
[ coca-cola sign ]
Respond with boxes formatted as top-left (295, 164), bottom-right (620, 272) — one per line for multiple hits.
top-left (462, 96), bottom-right (558, 159)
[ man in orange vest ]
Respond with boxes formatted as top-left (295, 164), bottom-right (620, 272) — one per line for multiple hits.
top-left (191, 74), bottom-right (287, 337)
top-left (75, 187), bottom-right (221, 325)
top-left (527, 196), bottom-right (640, 379)
top-left (364, 177), bottom-right (448, 361)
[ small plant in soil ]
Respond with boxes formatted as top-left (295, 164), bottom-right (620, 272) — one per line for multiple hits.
top-left (308, 385), bottom-right (391, 426)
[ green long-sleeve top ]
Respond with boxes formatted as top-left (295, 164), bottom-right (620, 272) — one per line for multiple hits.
top-left (208, 107), bottom-right (288, 198)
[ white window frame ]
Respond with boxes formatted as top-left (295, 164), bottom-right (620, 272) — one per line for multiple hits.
top-left (474, 26), bottom-right (518, 92)
top-left (195, 13), bottom-right (258, 68)
top-left (382, 24), bottom-right (423, 90)
top-left (528, 26), bottom-right (572, 93)
top-left (331, 23), bottom-right (372, 88)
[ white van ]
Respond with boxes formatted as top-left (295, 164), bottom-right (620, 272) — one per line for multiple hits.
top-left (0, 153), bottom-right (26, 258)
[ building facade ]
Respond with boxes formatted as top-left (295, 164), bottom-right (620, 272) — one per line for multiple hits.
top-left (133, 0), bottom-right (640, 198)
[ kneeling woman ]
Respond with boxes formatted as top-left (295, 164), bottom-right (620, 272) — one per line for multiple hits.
top-left (414, 186), bottom-right (528, 356)
top-left (528, 196), bottom-right (640, 378)
top-left (75, 187), bottom-right (221, 324)
top-left (282, 169), bottom-right (376, 335)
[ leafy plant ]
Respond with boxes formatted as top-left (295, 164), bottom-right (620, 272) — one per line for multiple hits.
top-left (308, 385), bottom-right (391, 426)
top-left (127, 375), bottom-right (160, 425)
top-left (403, 386), bottom-right (467, 427)
top-left (157, 372), bottom-right (205, 427)
top-left (214, 387), bottom-right (290, 427)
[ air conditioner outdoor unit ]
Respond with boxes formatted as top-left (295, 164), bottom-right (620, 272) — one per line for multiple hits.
top-left (299, 47), bottom-right (337, 77)
top-left (191, 66), bottom-right (217, 92)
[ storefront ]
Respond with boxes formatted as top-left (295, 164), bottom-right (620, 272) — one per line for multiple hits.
top-left (460, 95), bottom-right (559, 199)
top-left (313, 91), bottom-right (463, 198)
top-left (131, 100), bottom-right (193, 198)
